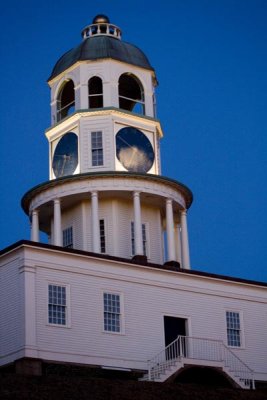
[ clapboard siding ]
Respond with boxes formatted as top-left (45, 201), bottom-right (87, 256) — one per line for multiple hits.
top-left (80, 116), bottom-right (114, 172)
top-left (25, 247), bottom-right (266, 379)
top-left (1, 245), bottom-right (266, 380)
top-left (0, 257), bottom-right (24, 364)
top-left (61, 204), bottom-right (84, 250)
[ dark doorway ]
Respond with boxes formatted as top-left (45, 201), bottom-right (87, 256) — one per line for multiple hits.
top-left (164, 316), bottom-right (187, 359)
top-left (164, 316), bottom-right (187, 346)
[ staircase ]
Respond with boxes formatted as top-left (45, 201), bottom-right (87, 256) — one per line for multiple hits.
top-left (141, 336), bottom-right (255, 389)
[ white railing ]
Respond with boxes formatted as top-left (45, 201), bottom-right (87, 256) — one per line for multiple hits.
top-left (147, 336), bottom-right (254, 389)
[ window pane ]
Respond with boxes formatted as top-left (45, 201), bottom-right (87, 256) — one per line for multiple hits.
top-left (99, 219), bottom-right (106, 253)
top-left (103, 293), bottom-right (121, 332)
top-left (91, 132), bottom-right (103, 166)
top-left (226, 311), bottom-right (241, 347)
top-left (63, 227), bottom-right (73, 248)
top-left (48, 285), bottom-right (67, 325)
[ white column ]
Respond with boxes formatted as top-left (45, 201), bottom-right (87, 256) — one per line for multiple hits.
top-left (31, 209), bottom-right (39, 242)
top-left (175, 224), bottom-right (182, 265)
top-left (180, 209), bottom-right (190, 269)
top-left (91, 191), bottom-right (100, 253)
top-left (166, 199), bottom-right (176, 261)
top-left (54, 199), bottom-right (62, 246)
top-left (133, 191), bottom-right (143, 255)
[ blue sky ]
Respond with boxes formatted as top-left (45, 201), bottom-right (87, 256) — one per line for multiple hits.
top-left (0, 0), bottom-right (266, 282)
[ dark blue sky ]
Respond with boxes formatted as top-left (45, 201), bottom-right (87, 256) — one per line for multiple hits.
top-left (0, 1), bottom-right (266, 282)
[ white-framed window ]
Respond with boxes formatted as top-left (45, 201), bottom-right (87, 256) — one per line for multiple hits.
top-left (48, 284), bottom-right (69, 326)
top-left (91, 131), bottom-right (103, 166)
top-left (63, 226), bottom-right (73, 248)
top-left (226, 311), bottom-right (242, 347)
top-left (99, 219), bottom-right (106, 253)
top-left (131, 221), bottom-right (148, 256)
top-left (103, 292), bottom-right (123, 333)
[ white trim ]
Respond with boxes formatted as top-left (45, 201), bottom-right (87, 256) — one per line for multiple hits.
top-left (46, 282), bottom-right (71, 328)
top-left (101, 290), bottom-right (125, 335)
top-left (91, 130), bottom-right (104, 167)
top-left (225, 309), bottom-right (245, 349)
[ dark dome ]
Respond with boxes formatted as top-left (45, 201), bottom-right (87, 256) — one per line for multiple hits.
top-left (48, 35), bottom-right (154, 81)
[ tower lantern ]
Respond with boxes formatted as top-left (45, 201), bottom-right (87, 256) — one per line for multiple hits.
top-left (22, 15), bottom-right (192, 268)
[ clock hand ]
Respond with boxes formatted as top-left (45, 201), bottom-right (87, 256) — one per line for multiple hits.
top-left (54, 154), bottom-right (71, 158)
top-left (128, 146), bottom-right (137, 167)
top-left (119, 136), bottom-right (132, 148)
top-left (60, 155), bottom-right (67, 176)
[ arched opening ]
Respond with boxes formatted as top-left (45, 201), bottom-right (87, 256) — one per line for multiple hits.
top-left (118, 73), bottom-right (145, 114)
top-left (174, 366), bottom-right (234, 388)
top-left (88, 77), bottom-right (103, 108)
top-left (57, 80), bottom-right (75, 122)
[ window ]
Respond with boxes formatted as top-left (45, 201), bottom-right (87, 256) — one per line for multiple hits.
top-left (91, 131), bottom-right (103, 166)
top-left (88, 76), bottom-right (103, 108)
top-left (63, 227), bottom-right (73, 248)
top-left (56, 80), bottom-right (75, 122)
top-left (118, 73), bottom-right (145, 115)
top-left (103, 293), bottom-right (121, 333)
top-left (226, 311), bottom-right (242, 347)
top-left (48, 284), bottom-right (67, 325)
top-left (99, 219), bottom-right (106, 253)
top-left (131, 221), bottom-right (147, 256)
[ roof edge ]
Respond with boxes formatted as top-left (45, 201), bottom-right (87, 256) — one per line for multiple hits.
top-left (21, 171), bottom-right (194, 214)
top-left (1, 240), bottom-right (266, 288)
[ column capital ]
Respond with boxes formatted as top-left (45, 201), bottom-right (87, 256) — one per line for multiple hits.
top-left (31, 208), bottom-right (39, 216)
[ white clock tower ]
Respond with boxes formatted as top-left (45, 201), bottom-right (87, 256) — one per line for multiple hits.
top-left (22, 15), bottom-right (192, 268)
top-left (1, 15), bottom-right (266, 388)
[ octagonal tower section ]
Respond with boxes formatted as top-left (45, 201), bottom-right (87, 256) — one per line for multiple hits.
top-left (22, 15), bottom-right (193, 268)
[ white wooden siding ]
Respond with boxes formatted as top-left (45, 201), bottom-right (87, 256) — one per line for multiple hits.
top-left (61, 204), bottom-right (84, 250)
top-left (80, 116), bottom-right (113, 172)
top-left (1, 246), bottom-right (266, 382)
top-left (0, 258), bottom-right (24, 365)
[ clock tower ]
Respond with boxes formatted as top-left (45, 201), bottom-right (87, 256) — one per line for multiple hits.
top-left (22, 15), bottom-right (192, 268)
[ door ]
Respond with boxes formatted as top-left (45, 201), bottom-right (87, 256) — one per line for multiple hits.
top-left (164, 316), bottom-right (187, 358)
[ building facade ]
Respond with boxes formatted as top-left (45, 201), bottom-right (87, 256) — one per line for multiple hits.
top-left (0, 15), bottom-right (266, 389)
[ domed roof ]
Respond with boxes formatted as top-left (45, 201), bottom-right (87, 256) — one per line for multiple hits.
top-left (48, 17), bottom-right (154, 81)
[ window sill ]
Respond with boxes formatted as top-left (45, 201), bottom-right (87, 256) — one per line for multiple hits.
top-left (102, 330), bottom-right (125, 336)
top-left (47, 323), bottom-right (71, 329)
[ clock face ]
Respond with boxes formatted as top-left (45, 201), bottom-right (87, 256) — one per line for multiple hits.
top-left (116, 127), bottom-right (154, 173)
top-left (52, 132), bottom-right (78, 178)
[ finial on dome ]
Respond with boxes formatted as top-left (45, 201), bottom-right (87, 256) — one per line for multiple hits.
top-left (81, 15), bottom-right (122, 40)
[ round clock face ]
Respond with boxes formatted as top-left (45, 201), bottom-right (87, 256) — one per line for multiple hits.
top-left (116, 127), bottom-right (154, 173)
top-left (52, 132), bottom-right (78, 178)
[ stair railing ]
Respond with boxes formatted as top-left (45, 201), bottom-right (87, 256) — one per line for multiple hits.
top-left (147, 335), bottom-right (254, 388)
